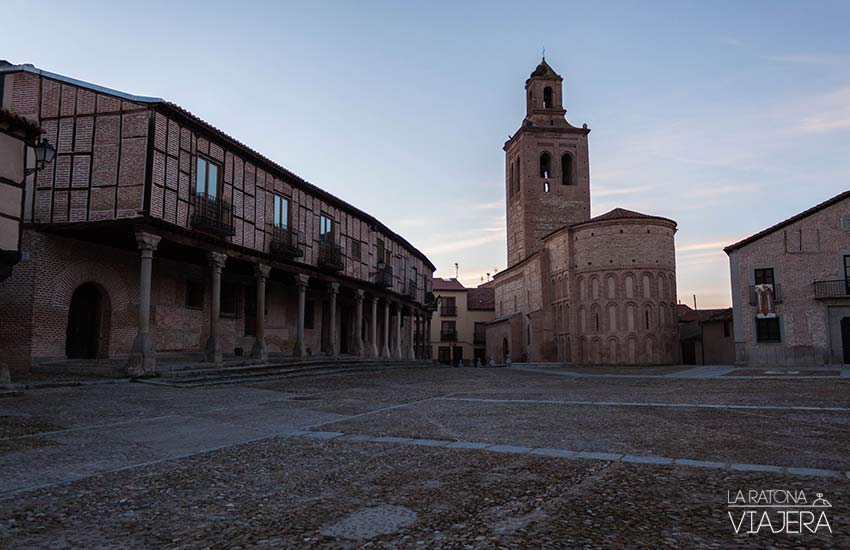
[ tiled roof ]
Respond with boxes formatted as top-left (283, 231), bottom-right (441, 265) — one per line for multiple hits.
top-left (678, 307), bottom-right (730, 323)
top-left (432, 277), bottom-right (465, 291)
top-left (584, 208), bottom-right (676, 225)
top-left (724, 189), bottom-right (850, 253)
top-left (467, 287), bottom-right (495, 310)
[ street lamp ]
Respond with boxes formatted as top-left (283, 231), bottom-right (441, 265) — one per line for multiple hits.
top-left (26, 138), bottom-right (56, 175)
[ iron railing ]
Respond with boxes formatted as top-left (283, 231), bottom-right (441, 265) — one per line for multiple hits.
top-left (191, 192), bottom-right (235, 237)
top-left (440, 305), bottom-right (457, 317)
top-left (440, 330), bottom-right (458, 341)
top-left (317, 240), bottom-right (344, 272)
top-left (748, 284), bottom-right (782, 305)
top-left (404, 280), bottom-right (417, 298)
top-left (814, 279), bottom-right (850, 299)
top-left (373, 264), bottom-right (393, 288)
top-left (268, 224), bottom-right (303, 259)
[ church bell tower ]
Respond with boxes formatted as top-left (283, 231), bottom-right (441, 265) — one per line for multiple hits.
top-left (504, 58), bottom-right (591, 267)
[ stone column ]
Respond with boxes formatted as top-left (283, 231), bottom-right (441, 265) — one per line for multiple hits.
top-left (293, 274), bottom-right (309, 357)
top-left (203, 251), bottom-right (228, 365)
top-left (128, 231), bottom-right (162, 377)
top-left (407, 310), bottom-right (416, 360)
top-left (381, 299), bottom-right (391, 358)
top-left (354, 290), bottom-right (365, 357)
top-left (394, 303), bottom-right (403, 359)
top-left (370, 296), bottom-right (380, 358)
top-left (426, 314), bottom-right (433, 359)
top-left (327, 283), bottom-right (339, 357)
top-left (251, 263), bottom-right (271, 361)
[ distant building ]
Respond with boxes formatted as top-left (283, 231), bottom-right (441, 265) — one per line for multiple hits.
top-left (677, 305), bottom-right (734, 365)
top-left (487, 58), bottom-right (679, 365)
top-left (725, 190), bottom-right (850, 366)
top-left (430, 278), bottom-right (495, 366)
top-left (0, 62), bottom-right (435, 376)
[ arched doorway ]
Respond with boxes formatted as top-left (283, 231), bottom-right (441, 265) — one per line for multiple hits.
top-left (66, 283), bottom-right (106, 359)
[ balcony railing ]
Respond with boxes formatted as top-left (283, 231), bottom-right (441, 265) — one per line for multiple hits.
top-left (404, 280), bottom-right (417, 298)
top-left (814, 279), bottom-right (850, 299)
top-left (440, 305), bottom-right (457, 317)
top-left (268, 224), bottom-right (303, 260)
top-left (373, 264), bottom-right (393, 288)
top-left (191, 192), bottom-right (235, 237)
top-left (425, 291), bottom-right (436, 306)
top-left (440, 330), bottom-right (458, 341)
top-left (473, 332), bottom-right (486, 345)
top-left (748, 284), bottom-right (782, 305)
top-left (317, 240), bottom-right (344, 272)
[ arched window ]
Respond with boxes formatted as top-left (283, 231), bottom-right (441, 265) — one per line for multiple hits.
top-left (543, 182), bottom-right (550, 193)
top-left (561, 153), bottom-right (573, 185)
top-left (515, 157), bottom-right (521, 193)
top-left (539, 153), bottom-right (551, 179)
top-left (509, 162), bottom-right (514, 197)
top-left (543, 86), bottom-right (553, 109)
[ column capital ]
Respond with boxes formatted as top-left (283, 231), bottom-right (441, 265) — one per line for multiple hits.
top-left (295, 273), bottom-right (309, 290)
top-left (207, 251), bottom-right (227, 270)
top-left (354, 289), bottom-right (365, 301)
top-left (254, 263), bottom-right (271, 280)
top-left (327, 282), bottom-right (340, 296)
top-left (135, 231), bottom-right (161, 252)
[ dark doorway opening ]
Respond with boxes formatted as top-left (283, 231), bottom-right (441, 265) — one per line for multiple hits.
top-left (681, 342), bottom-right (697, 365)
top-left (841, 317), bottom-right (850, 364)
top-left (66, 283), bottom-right (105, 359)
top-left (452, 346), bottom-right (464, 367)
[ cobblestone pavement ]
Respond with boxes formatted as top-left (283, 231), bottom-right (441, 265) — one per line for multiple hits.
top-left (0, 366), bottom-right (848, 548)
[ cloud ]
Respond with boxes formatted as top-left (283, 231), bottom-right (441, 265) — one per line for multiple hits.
top-left (470, 200), bottom-right (504, 210)
top-left (677, 239), bottom-right (740, 253)
top-left (764, 53), bottom-right (850, 67)
top-left (797, 87), bottom-right (850, 134)
top-left (423, 232), bottom-right (504, 255)
top-left (715, 36), bottom-right (744, 47)
top-left (593, 185), bottom-right (654, 197)
top-left (690, 182), bottom-right (762, 198)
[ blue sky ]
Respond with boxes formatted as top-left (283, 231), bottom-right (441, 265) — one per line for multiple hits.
top-left (3, 0), bottom-right (849, 307)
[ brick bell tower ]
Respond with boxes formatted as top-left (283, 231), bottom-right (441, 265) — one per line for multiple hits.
top-left (504, 58), bottom-right (591, 267)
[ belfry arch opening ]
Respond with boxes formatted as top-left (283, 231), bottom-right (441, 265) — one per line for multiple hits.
top-left (543, 86), bottom-right (553, 109)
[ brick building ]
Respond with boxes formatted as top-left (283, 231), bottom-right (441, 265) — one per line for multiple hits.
top-left (0, 62), bottom-right (435, 376)
top-left (725, 190), bottom-right (850, 366)
top-left (429, 278), bottom-right (495, 366)
top-left (487, 59), bottom-right (679, 365)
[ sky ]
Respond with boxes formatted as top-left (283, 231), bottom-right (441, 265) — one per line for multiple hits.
top-left (3, 0), bottom-right (849, 308)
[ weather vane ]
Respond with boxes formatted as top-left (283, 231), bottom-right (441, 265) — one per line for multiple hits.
top-left (542, 46), bottom-right (546, 59)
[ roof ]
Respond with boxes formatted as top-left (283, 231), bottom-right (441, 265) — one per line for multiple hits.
top-left (0, 61), bottom-right (436, 271)
top-left (528, 58), bottom-right (561, 80)
top-left (432, 277), bottom-right (465, 291)
top-left (678, 307), bottom-right (731, 323)
top-left (0, 108), bottom-right (42, 143)
top-left (467, 287), bottom-right (495, 310)
top-left (580, 208), bottom-right (677, 226)
top-left (724, 189), bottom-right (850, 253)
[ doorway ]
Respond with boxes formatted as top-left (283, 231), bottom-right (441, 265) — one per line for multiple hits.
top-left (841, 317), bottom-right (850, 364)
top-left (66, 283), bottom-right (105, 359)
top-left (451, 346), bottom-right (464, 367)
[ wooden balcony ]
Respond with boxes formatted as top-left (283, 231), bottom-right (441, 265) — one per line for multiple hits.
top-left (404, 280), bottom-right (417, 298)
top-left (190, 192), bottom-right (235, 237)
top-left (269, 224), bottom-right (303, 260)
top-left (373, 264), bottom-right (393, 288)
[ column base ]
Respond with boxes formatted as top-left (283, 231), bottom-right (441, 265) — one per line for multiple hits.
top-left (204, 336), bottom-right (223, 365)
top-left (293, 340), bottom-right (305, 358)
top-left (128, 333), bottom-right (157, 377)
top-left (381, 345), bottom-right (391, 359)
top-left (355, 340), bottom-right (365, 357)
top-left (251, 337), bottom-right (268, 361)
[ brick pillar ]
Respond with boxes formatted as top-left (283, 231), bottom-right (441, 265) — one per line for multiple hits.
top-left (203, 251), bottom-right (227, 365)
top-left (371, 296), bottom-right (380, 358)
top-left (294, 274), bottom-right (309, 357)
top-left (355, 289), bottom-right (365, 357)
top-left (394, 303), bottom-right (403, 360)
top-left (251, 263), bottom-right (271, 361)
top-left (381, 299), bottom-right (391, 358)
top-left (326, 283), bottom-right (339, 357)
top-left (128, 231), bottom-right (161, 377)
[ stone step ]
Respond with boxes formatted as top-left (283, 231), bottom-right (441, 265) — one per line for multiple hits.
top-left (159, 357), bottom-right (381, 378)
top-left (139, 361), bottom-right (433, 388)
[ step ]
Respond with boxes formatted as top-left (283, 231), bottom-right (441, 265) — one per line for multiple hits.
top-left (159, 357), bottom-right (379, 378)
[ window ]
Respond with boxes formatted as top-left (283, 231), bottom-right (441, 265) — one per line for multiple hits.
top-left (509, 162), bottom-right (515, 197)
top-left (756, 317), bottom-right (781, 343)
top-left (543, 86), bottom-right (552, 109)
top-left (319, 214), bottom-right (333, 242)
top-left (273, 195), bottom-right (290, 228)
top-left (220, 282), bottom-right (239, 317)
top-left (754, 268), bottom-right (774, 285)
top-left (377, 239), bottom-right (386, 265)
top-left (543, 182), bottom-right (550, 193)
top-left (186, 281), bottom-right (204, 309)
top-left (539, 153), bottom-right (551, 178)
top-left (561, 153), bottom-right (573, 185)
top-left (195, 156), bottom-right (221, 198)
top-left (350, 239), bottom-right (362, 261)
top-left (515, 157), bottom-right (521, 192)
top-left (305, 300), bottom-right (315, 329)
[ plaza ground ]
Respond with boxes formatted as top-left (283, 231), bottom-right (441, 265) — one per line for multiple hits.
top-left (0, 365), bottom-right (848, 548)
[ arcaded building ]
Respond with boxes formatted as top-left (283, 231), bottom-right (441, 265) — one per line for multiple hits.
top-left (0, 62), bottom-right (435, 375)
top-left (487, 59), bottom-right (679, 365)
top-left (725, 190), bottom-right (850, 366)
